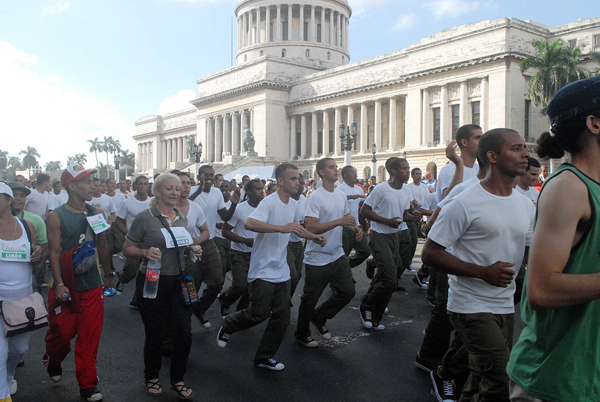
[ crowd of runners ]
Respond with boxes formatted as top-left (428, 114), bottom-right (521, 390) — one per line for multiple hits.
top-left (0, 77), bottom-right (598, 402)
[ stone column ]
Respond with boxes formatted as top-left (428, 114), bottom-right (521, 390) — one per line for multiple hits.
top-left (334, 107), bottom-right (341, 155)
top-left (329, 10), bottom-right (334, 46)
top-left (422, 89), bottom-right (430, 146)
top-left (389, 97), bottom-right (397, 150)
top-left (232, 112), bottom-right (240, 156)
top-left (460, 81), bottom-right (469, 126)
top-left (347, 105), bottom-right (355, 150)
top-left (249, 10), bottom-right (254, 45)
top-left (240, 109), bottom-right (247, 152)
top-left (166, 139), bottom-right (172, 168)
top-left (344, 16), bottom-right (348, 50)
top-left (300, 114), bottom-right (307, 158)
top-left (237, 16), bottom-right (241, 50)
top-left (374, 100), bottom-right (382, 149)
top-left (223, 114), bottom-right (231, 156)
top-left (276, 5), bottom-right (282, 41)
top-left (311, 112), bottom-right (318, 157)
top-left (481, 77), bottom-right (489, 131)
top-left (290, 115), bottom-right (297, 158)
top-left (250, 109), bottom-right (254, 132)
top-left (440, 85), bottom-right (449, 143)
top-left (160, 141), bottom-right (166, 169)
top-left (243, 12), bottom-right (248, 47)
top-left (288, 4), bottom-right (293, 41)
top-left (360, 102), bottom-right (368, 152)
top-left (323, 110), bottom-right (330, 155)
top-left (215, 116), bottom-right (223, 162)
top-left (300, 5), bottom-right (304, 41)
top-left (207, 118), bottom-right (214, 162)
top-left (140, 143), bottom-right (145, 172)
top-left (337, 12), bottom-right (341, 47)
top-left (266, 6), bottom-right (271, 43)
top-left (320, 7), bottom-right (325, 43)
top-left (310, 5), bottom-right (316, 42)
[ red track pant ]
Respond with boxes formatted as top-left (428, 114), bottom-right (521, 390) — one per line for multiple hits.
top-left (43, 287), bottom-right (104, 390)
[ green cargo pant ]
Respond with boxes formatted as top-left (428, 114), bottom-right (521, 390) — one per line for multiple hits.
top-left (342, 226), bottom-right (371, 268)
top-left (214, 236), bottom-right (231, 274)
top-left (363, 231), bottom-right (399, 323)
top-left (286, 241), bottom-right (304, 298)
top-left (187, 239), bottom-right (223, 317)
top-left (397, 229), bottom-right (412, 282)
top-left (219, 250), bottom-right (251, 311)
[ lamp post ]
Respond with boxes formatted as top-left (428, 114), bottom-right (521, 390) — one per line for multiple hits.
top-left (339, 121), bottom-right (358, 166)
top-left (190, 141), bottom-right (203, 176)
top-left (114, 154), bottom-right (121, 182)
top-left (371, 142), bottom-right (377, 181)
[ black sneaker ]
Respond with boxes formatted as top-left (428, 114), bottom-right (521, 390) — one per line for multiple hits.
top-left (406, 265), bottom-right (415, 272)
top-left (430, 369), bottom-right (457, 402)
top-left (47, 365), bottom-right (62, 383)
top-left (415, 353), bottom-right (435, 373)
top-left (412, 276), bottom-right (427, 289)
top-left (16, 360), bottom-right (24, 368)
top-left (80, 387), bottom-right (103, 402)
top-left (296, 335), bottom-right (318, 348)
top-left (195, 313), bottom-right (211, 329)
top-left (396, 284), bottom-right (406, 291)
top-left (366, 258), bottom-right (376, 279)
top-left (115, 273), bottom-right (125, 295)
top-left (359, 305), bottom-right (373, 329)
top-left (254, 358), bottom-right (285, 371)
top-left (220, 303), bottom-right (229, 319)
top-left (310, 319), bottom-right (331, 340)
top-left (129, 297), bottom-right (138, 310)
top-left (216, 326), bottom-right (231, 348)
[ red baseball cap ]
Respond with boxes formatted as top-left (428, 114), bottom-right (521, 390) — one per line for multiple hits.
top-left (61, 164), bottom-right (97, 187)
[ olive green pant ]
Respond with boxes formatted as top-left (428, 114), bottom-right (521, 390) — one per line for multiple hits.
top-left (342, 226), bottom-right (371, 268)
top-left (219, 250), bottom-right (251, 311)
top-left (449, 312), bottom-right (514, 402)
top-left (186, 239), bottom-right (223, 317)
top-left (286, 241), bottom-right (304, 298)
top-left (397, 229), bottom-right (413, 282)
top-left (214, 236), bottom-right (231, 274)
top-left (363, 231), bottom-right (399, 322)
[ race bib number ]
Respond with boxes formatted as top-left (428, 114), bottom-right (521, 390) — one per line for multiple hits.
top-left (86, 214), bottom-right (110, 234)
top-left (161, 227), bottom-right (193, 249)
top-left (0, 240), bottom-right (30, 262)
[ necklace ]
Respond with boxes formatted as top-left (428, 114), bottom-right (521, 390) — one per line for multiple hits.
top-left (67, 202), bottom-right (86, 212)
top-left (0, 219), bottom-right (18, 241)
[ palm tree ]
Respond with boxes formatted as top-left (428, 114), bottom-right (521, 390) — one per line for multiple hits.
top-left (19, 146), bottom-right (41, 169)
top-left (0, 150), bottom-right (8, 180)
top-left (97, 162), bottom-right (107, 179)
top-left (521, 39), bottom-right (590, 113)
top-left (588, 51), bottom-right (600, 77)
top-left (88, 137), bottom-right (101, 169)
top-left (45, 161), bottom-right (62, 171)
top-left (100, 136), bottom-right (114, 177)
top-left (74, 153), bottom-right (87, 166)
top-left (8, 156), bottom-right (21, 169)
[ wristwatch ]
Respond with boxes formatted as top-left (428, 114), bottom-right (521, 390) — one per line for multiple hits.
top-left (104, 272), bottom-right (115, 279)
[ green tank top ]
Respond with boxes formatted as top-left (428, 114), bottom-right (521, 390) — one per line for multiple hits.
top-left (54, 204), bottom-right (103, 292)
top-left (507, 164), bottom-right (600, 402)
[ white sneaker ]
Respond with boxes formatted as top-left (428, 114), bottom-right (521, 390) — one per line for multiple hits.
top-left (8, 378), bottom-right (17, 395)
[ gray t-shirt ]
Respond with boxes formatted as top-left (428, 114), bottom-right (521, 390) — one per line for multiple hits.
top-left (126, 207), bottom-right (187, 277)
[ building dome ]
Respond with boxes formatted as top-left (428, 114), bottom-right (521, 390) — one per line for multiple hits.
top-left (234, 0), bottom-right (351, 67)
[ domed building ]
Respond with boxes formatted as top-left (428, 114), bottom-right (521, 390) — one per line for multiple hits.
top-left (133, 2), bottom-right (600, 181)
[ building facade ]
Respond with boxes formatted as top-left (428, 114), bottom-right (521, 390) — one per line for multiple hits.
top-left (133, 0), bottom-right (600, 181)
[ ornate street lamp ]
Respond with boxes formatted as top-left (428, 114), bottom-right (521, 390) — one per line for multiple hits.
top-left (191, 141), bottom-right (203, 163)
top-left (114, 154), bottom-right (121, 181)
top-left (339, 121), bottom-right (358, 166)
top-left (371, 142), bottom-right (377, 182)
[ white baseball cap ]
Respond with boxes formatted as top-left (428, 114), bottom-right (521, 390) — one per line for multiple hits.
top-left (61, 164), bottom-right (98, 187)
top-left (0, 182), bottom-right (14, 198)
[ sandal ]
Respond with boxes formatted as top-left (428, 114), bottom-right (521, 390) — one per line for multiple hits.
top-left (171, 382), bottom-right (194, 400)
top-left (145, 379), bottom-right (163, 396)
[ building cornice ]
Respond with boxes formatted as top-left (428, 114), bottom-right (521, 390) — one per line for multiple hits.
top-left (191, 80), bottom-right (291, 107)
top-left (235, 0), bottom-right (352, 18)
top-left (133, 131), bottom-right (159, 141)
top-left (288, 52), bottom-right (526, 107)
top-left (162, 124), bottom-right (196, 135)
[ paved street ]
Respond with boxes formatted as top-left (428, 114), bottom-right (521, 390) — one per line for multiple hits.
top-left (13, 241), bottom-right (524, 402)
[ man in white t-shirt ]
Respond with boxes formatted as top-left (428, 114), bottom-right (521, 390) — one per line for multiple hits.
top-left (118, 179), bottom-right (131, 199)
top-left (217, 163), bottom-right (325, 371)
top-left (295, 158), bottom-right (361, 347)
top-left (287, 173), bottom-right (307, 299)
top-left (114, 176), bottom-right (150, 306)
top-left (87, 178), bottom-right (116, 224)
top-left (338, 166), bottom-right (371, 268)
top-left (26, 173), bottom-right (52, 220)
top-left (105, 178), bottom-right (127, 211)
top-left (188, 165), bottom-right (239, 329)
top-left (515, 157), bottom-right (541, 207)
top-left (219, 179), bottom-right (264, 317)
top-left (437, 125), bottom-right (482, 199)
top-left (360, 157), bottom-right (415, 330)
top-left (214, 181), bottom-right (233, 279)
top-left (406, 168), bottom-right (430, 284)
top-left (423, 128), bottom-right (534, 402)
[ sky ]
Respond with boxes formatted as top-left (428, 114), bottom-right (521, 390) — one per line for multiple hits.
top-left (0, 0), bottom-right (596, 169)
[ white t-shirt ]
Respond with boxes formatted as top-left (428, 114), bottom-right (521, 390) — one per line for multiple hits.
top-left (337, 182), bottom-right (364, 224)
top-left (108, 192), bottom-right (127, 212)
top-left (184, 200), bottom-right (207, 238)
top-left (227, 201), bottom-right (257, 253)
top-left (247, 193), bottom-right (298, 283)
top-left (437, 176), bottom-right (480, 210)
top-left (428, 183), bottom-right (535, 315)
top-left (364, 181), bottom-right (412, 234)
top-left (437, 162), bottom-right (480, 197)
top-left (118, 189), bottom-right (132, 199)
top-left (117, 196), bottom-right (150, 230)
top-left (422, 192), bottom-right (441, 212)
top-left (48, 192), bottom-right (69, 211)
top-left (303, 186), bottom-right (349, 266)
top-left (515, 185), bottom-right (540, 208)
top-left (191, 187), bottom-right (226, 240)
top-left (26, 189), bottom-right (49, 220)
top-left (215, 200), bottom-right (231, 239)
top-left (406, 182), bottom-right (430, 207)
top-left (289, 195), bottom-right (307, 243)
top-left (87, 195), bottom-right (117, 220)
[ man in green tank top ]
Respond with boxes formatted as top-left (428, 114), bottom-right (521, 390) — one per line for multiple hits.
top-left (507, 77), bottom-right (600, 402)
top-left (42, 164), bottom-right (115, 402)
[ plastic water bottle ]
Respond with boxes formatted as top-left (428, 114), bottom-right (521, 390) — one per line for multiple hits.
top-left (143, 259), bottom-right (161, 299)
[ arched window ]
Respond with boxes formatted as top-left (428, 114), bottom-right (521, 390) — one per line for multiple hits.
top-left (305, 49), bottom-right (310, 58)
top-left (260, 50), bottom-right (264, 56)
top-left (327, 51), bottom-right (331, 61)
top-left (282, 48), bottom-right (286, 57)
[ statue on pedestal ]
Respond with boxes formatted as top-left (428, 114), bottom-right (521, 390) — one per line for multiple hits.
top-left (243, 126), bottom-right (255, 153)
top-left (186, 135), bottom-right (196, 156)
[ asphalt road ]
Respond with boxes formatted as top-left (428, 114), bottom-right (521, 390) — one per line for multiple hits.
top-left (13, 241), bottom-right (524, 402)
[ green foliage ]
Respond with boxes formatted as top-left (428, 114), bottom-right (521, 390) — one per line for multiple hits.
top-left (19, 146), bottom-right (41, 169)
top-left (45, 161), bottom-right (62, 171)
